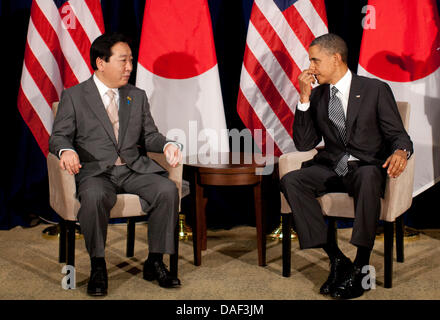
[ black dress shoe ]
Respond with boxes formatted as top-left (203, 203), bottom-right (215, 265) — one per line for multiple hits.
top-left (331, 265), bottom-right (366, 299)
top-left (87, 266), bottom-right (108, 296)
top-left (320, 256), bottom-right (353, 295)
top-left (143, 260), bottom-right (181, 288)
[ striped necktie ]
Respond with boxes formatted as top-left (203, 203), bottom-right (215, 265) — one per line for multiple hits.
top-left (328, 86), bottom-right (348, 176)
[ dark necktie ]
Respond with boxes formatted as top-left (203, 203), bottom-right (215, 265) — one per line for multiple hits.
top-left (328, 86), bottom-right (348, 176)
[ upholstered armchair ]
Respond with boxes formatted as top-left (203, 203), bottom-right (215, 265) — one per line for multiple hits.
top-left (279, 101), bottom-right (414, 288)
top-left (47, 103), bottom-right (184, 276)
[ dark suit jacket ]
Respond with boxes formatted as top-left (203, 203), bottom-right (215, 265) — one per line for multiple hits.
top-left (49, 76), bottom-right (168, 183)
top-left (293, 73), bottom-right (413, 169)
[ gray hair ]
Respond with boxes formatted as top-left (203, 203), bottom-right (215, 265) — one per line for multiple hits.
top-left (310, 33), bottom-right (348, 64)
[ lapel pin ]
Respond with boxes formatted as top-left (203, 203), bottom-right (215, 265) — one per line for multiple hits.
top-left (356, 95), bottom-right (361, 98)
top-left (127, 96), bottom-right (132, 105)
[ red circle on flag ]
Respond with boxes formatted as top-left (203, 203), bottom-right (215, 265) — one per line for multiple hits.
top-left (359, 0), bottom-right (440, 82)
top-left (138, 1), bottom-right (217, 79)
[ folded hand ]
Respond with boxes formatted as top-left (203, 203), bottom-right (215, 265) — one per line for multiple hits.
top-left (164, 143), bottom-right (183, 168)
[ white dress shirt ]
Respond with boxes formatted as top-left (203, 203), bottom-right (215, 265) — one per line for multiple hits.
top-left (296, 69), bottom-right (358, 161)
top-left (93, 73), bottom-right (119, 111)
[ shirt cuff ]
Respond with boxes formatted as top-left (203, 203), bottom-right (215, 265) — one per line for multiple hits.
top-left (163, 142), bottom-right (183, 152)
top-left (297, 101), bottom-right (310, 112)
top-left (59, 148), bottom-right (76, 158)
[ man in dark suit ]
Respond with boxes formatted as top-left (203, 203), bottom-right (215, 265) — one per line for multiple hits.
top-left (49, 33), bottom-right (183, 296)
top-left (280, 34), bottom-right (413, 299)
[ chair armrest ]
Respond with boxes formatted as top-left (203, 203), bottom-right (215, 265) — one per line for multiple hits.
top-left (147, 152), bottom-right (183, 204)
top-left (48, 151), bottom-right (184, 217)
top-left (47, 153), bottom-right (79, 221)
top-left (279, 149), bottom-right (317, 213)
top-left (381, 154), bottom-right (415, 222)
top-left (279, 149), bottom-right (318, 179)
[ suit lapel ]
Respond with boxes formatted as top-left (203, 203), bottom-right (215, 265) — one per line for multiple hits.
top-left (83, 77), bottom-right (118, 146)
top-left (346, 74), bottom-right (363, 142)
top-left (318, 85), bottom-right (338, 136)
top-left (117, 85), bottom-right (132, 147)
top-left (319, 85), bottom-right (331, 122)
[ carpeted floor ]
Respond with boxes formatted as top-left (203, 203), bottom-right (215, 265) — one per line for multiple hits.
top-left (0, 223), bottom-right (439, 300)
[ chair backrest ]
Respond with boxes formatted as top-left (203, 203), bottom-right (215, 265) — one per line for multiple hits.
top-left (396, 101), bottom-right (410, 131)
top-left (53, 102), bottom-right (59, 116)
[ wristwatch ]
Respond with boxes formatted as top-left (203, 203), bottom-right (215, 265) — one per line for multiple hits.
top-left (395, 148), bottom-right (411, 159)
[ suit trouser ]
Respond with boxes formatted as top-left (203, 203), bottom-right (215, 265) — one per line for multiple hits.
top-left (280, 161), bottom-right (385, 250)
top-left (76, 165), bottom-right (179, 258)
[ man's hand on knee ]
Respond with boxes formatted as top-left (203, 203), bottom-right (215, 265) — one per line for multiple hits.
top-left (60, 150), bottom-right (82, 175)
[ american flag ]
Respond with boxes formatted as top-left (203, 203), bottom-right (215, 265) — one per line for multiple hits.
top-left (17, 0), bottom-right (104, 156)
top-left (237, 0), bottom-right (328, 156)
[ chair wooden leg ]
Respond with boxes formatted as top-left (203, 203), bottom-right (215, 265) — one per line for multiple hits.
top-left (282, 213), bottom-right (292, 277)
top-left (395, 216), bottom-right (404, 263)
top-left (59, 219), bottom-right (67, 263)
top-left (66, 221), bottom-right (76, 267)
top-left (170, 216), bottom-right (179, 277)
top-left (384, 221), bottom-right (394, 288)
top-left (126, 218), bottom-right (136, 257)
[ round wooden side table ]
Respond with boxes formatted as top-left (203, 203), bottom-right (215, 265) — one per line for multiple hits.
top-left (184, 152), bottom-right (278, 266)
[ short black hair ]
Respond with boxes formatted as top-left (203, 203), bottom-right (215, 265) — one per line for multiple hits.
top-left (310, 33), bottom-right (348, 64)
top-left (90, 33), bottom-right (130, 70)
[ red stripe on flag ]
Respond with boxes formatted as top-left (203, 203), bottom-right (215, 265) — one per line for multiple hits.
top-left (310, 0), bottom-right (328, 26)
top-left (59, 2), bottom-right (94, 74)
top-left (243, 45), bottom-right (294, 136)
top-left (18, 0), bottom-right (103, 156)
top-left (282, 5), bottom-right (316, 51)
top-left (237, 89), bottom-right (283, 156)
top-left (250, 4), bottom-right (302, 93)
top-left (24, 43), bottom-right (60, 106)
top-left (17, 88), bottom-right (50, 156)
top-left (84, 0), bottom-right (105, 34)
top-left (31, 2), bottom-right (79, 88)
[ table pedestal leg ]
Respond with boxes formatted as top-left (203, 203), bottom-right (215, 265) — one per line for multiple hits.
top-left (254, 182), bottom-right (266, 266)
top-left (193, 175), bottom-right (207, 266)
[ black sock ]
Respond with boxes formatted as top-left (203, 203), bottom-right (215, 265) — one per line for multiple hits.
top-left (353, 246), bottom-right (371, 268)
top-left (147, 252), bottom-right (163, 263)
top-left (91, 257), bottom-right (106, 269)
top-left (322, 242), bottom-right (345, 262)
